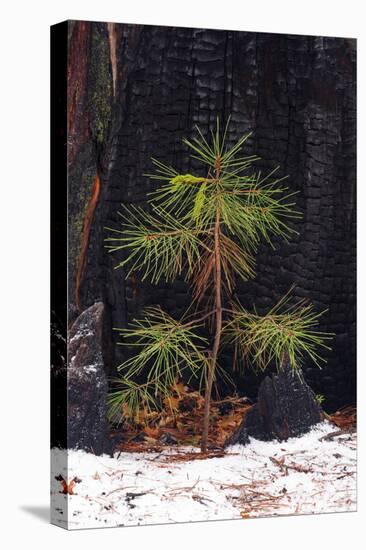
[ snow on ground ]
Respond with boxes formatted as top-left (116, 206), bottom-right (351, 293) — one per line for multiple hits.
top-left (51, 421), bottom-right (356, 530)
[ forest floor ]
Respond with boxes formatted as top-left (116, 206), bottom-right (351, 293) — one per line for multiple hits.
top-left (51, 420), bottom-right (356, 529)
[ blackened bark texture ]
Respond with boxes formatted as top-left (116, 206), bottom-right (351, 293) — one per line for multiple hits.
top-left (67, 21), bottom-right (356, 411)
top-left (226, 365), bottom-right (323, 446)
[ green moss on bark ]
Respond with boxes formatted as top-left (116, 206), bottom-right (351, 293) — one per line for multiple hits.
top-left (88, 25), bottom-right (113, 145)
top-left (68, 143), bottom-right (97, 304)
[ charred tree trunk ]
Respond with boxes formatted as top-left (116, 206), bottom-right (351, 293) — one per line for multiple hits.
top-left (66, 21), bottom-right (356, 412)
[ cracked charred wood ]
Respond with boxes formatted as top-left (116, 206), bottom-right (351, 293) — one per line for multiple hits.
top-left (66, 21), bottom-right (356, 411)
top-left (226, 364), bottom-right (323, 446)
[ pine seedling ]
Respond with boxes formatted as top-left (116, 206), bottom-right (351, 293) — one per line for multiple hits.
top-left (106, 118), bottom-right (332, 452)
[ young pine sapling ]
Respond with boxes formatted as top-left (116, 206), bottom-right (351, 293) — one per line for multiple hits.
top-left (106, 120), bottom-right (332, 452)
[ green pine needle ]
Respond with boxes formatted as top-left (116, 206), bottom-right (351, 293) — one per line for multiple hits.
top-left (108, 307), bottom-right (209, 422)
top-left (226, 290), bottom-right (334, 373)
top-left (105, 204), bottom-right (209, 284)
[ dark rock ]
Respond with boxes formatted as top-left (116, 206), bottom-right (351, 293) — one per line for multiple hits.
top-left (132, 432), bottom-right (148, 443)
top-left (159, 432), bottom-right (178, 445)
top-left (67, 301), bottom-right (109, 454)
top-left (227, 425), bottom-right (250, 446)
top-left (226, 364), bottom-right (323, 446)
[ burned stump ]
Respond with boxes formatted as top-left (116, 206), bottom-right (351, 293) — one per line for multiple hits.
top-left (67, 301), bottom-right (109, 454)
top-left (226, 365), bottom-right (323, 446)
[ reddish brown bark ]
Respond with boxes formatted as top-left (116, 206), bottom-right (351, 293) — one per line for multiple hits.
top-left (107, 22), bottom-right (118, 99)
top-left (67, 21), bottom-right (91, 166)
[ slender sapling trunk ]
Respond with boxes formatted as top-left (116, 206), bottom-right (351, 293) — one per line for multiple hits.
top-left (201, 162), bottom-right (223, 452)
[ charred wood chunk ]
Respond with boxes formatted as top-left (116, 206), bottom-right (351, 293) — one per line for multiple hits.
top-left (67, 301), bottom-right (109, 454)
top-left (226, 364), bottom-right (323, 446)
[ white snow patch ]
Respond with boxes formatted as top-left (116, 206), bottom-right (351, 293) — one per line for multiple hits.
top-left (82, 364), bottom-right (99, 373)
top-left (68, 329), bottom-right (94, 345)
top-left (51, 421), bottom-right (356, 530)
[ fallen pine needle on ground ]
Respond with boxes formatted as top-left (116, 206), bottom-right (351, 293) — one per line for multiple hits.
top-left (51, 421), bottom-right (356, 529)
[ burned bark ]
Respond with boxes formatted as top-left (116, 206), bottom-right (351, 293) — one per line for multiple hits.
top-left (226, 364), bottom-right (323, 446)
top-left (65, 20), bottom-right (356, 411)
